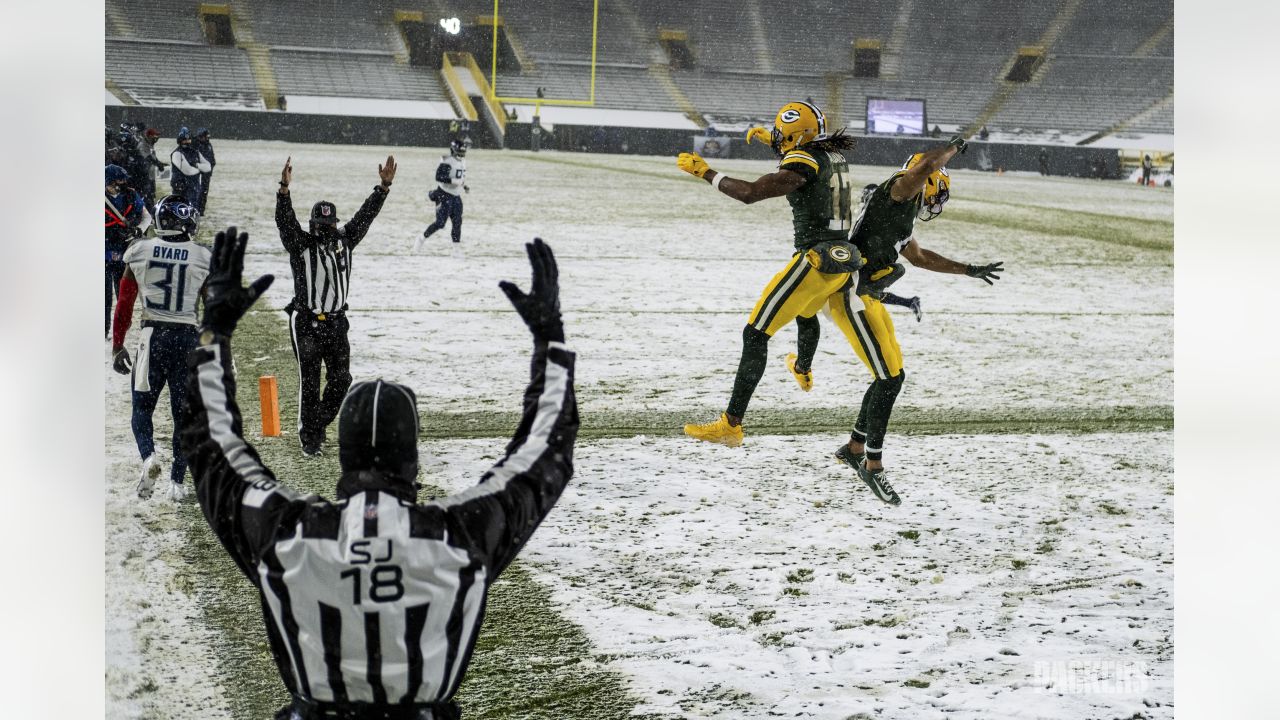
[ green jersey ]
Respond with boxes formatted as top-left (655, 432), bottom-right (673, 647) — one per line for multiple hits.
top-left (779, 146), bottom-right (853, 252)
top-left (850, 171), bottom-right (917, 271)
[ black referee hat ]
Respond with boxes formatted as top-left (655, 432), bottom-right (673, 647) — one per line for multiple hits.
top-left (310, 200), bottom-right (340, 226)
top-left (337, 379), bottom-right (420, 481)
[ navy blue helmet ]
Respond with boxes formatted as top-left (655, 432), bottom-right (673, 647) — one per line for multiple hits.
top-left (154, 194), bottom-right (200, 237)
top-left (105, 164), bottom-right (130, 186)
top-left (450, 138), bottom-right (467, 158)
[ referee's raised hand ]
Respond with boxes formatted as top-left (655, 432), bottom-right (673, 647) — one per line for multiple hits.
top-left (499, 238), bottom-right (563, 343)
top-left (202, 226), bottom-right (274, 339)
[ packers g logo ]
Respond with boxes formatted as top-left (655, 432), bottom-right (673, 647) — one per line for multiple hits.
top-left (829, 245), bottom-right (852, 263)
top-left (780, 109), bottom-right (801, 123)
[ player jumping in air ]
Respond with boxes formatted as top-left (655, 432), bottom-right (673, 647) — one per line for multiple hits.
top-left (677, 101), bottom-right (868, 450)
top-left (828, 138), bottom-right (1004, 504)
top-left (784, 184), bottom-right (923, 393)
top-left (416, 139), bottom-right (470, 249)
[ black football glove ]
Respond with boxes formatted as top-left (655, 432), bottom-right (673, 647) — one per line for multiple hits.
top-left (499, 238), bottom-right (564, 343)
top-left (948, 135), bottom-right (969, 155)
top-left (112, 347), bottom-right (132, 375)
top-left (965, 261), bottom-right (1003, 285)
top-left (202, 226), bottom-right (274, 338)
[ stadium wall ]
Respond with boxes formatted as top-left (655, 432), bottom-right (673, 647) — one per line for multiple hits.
top-left (106, 107), bottom-right (1123, 178)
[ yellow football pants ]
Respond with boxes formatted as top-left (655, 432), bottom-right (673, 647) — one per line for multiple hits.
top-left (827, 291), bottom-right (904, 380)
top-left (748, 251), bottom-right (851, 336)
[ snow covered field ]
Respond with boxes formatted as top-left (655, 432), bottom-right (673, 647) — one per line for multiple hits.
top-left (106, 140), bottom-right (1173, 719)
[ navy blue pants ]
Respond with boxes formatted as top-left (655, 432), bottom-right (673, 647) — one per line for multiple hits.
top-left (173, 177), bottom-right (202, 210)
top-left (198, 171), bottom-right (212, 214)
top-left (131, 323), bottom-right (199, 483)
top-left (424, 193), bottom-right (463, 242)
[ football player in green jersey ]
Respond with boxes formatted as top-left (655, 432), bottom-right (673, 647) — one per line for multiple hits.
top-left (677, 101), bottom-right (863, 448)
top-left (826, 137), bottom-right (1003, 505)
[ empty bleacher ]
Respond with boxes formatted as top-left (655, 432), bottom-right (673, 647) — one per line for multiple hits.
top-left (107, 0), bottom-right (208, 43)
top-left (246, 0), bottom-right (399, 53)
top-left (271, 49), bottom-right (447, 101)
top-left (1056, 0), bottom-right (1171, 56)
top-left (104, 0), bottom-right (1174, 136)
top-left (106, 39), bottom-right (261, 108)
top-left (988, 54), bottom-right (1172, 132)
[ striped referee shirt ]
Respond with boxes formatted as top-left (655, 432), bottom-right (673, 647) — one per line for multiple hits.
top-left (183, 337), bottom-right (578, 713)
top-left (276, 185), bottom-right (389, 315)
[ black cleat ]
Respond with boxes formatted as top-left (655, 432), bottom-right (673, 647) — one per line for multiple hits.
top-left (301, 438), bottom-right (324, 457)
top-left (834, 443), bottom-right (865, 470)
top-left (855, 460), bottom-right (901, 506)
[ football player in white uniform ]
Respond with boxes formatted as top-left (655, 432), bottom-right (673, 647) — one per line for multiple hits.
top-left (111, 195), bottom-right (213, 500)
top-left (415, 139), bottom-right (470, 249)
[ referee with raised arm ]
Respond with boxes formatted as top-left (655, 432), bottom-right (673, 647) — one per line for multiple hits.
top-left (183, 227), bottom-right (577, 720)
top-left (277, 155), bottom-right (396, 456)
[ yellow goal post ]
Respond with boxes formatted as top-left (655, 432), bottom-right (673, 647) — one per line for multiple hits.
top-left (487, 0), bottom-right (599, 108)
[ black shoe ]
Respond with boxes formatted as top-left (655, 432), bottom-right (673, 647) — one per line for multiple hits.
top-left (834, 443), bottom-right (865, 470)
top-left (855, 460), bottom-right (901, 506)
top-left (301, 436), bottom-right (323, 457)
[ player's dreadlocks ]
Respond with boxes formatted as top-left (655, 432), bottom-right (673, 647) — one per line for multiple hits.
top-left (804, 129), bottom-right (857, 155)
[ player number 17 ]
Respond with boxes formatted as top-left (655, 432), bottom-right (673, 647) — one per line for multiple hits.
top-left (828, 168), bottom-right (852, 231)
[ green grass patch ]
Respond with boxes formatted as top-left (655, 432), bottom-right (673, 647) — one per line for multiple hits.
top-left (178, 309), bottom-right (645, 719)
top-left (947, 204), bottom-right (1172, 251)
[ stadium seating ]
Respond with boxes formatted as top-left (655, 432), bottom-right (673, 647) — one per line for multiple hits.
top-left (104, 0), bottom-right (1173, 136)
top-left (106, 39), bottom-right (262, 109)
top-left (271, 50), bottom-right (448, 102)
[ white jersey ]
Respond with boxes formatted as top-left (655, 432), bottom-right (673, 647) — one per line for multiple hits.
top-left (123, 237), bottom-right (212, 325)
top-left (435, 155), bottom-right (466, 196)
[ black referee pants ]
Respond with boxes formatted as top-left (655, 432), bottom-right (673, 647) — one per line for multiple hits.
top-left (288, 310), bottom-right (352, 450)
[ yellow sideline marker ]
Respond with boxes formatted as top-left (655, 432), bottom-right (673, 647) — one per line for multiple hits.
top-left (259, 376), bottom-right (281, 437)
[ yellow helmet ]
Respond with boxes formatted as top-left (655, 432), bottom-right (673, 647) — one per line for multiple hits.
top-left (902, 152), bottom-right (952, 221)
top-left (770, 101), bottom-right (827, 155)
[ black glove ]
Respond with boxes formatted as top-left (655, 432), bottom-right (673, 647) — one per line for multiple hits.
top-left (499, 238), bottom-right (564, 342)
top-left (112, 347), bottom-right (132, 375)
top-left (965, 261), bottom-right (1003, 285)
top-left (948, 135), bottom-right (969, 155)
top-left (201, 226), bottom-right (274, 338)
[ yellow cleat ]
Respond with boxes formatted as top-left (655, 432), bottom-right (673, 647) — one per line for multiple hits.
top-left (785, 353), bottom-right (813, 392)
top-left (683, 413), bottom-right (744, 447)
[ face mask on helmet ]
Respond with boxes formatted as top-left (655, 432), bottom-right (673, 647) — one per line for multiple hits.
top-left (770, 101), bottom-right (827, 156)
top-left (451, 141), bottom-right (467, 158)
top-left (154, 195), bottom-right (200, 237)
top-left (916, 176), bottom-right (950, 222)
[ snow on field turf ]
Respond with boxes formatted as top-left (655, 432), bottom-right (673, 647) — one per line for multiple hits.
top-left (426, 431), bottom-right (1173, 719)
top-left (105, 141), bottom-right (1173, 718)
top-left (105, 349), bottom-right (232, 720)
top-left (189, 141), bottom-right (1170, 418)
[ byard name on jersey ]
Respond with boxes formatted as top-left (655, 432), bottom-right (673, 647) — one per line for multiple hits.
top-left (152, 245), bottom-right (191, 261)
